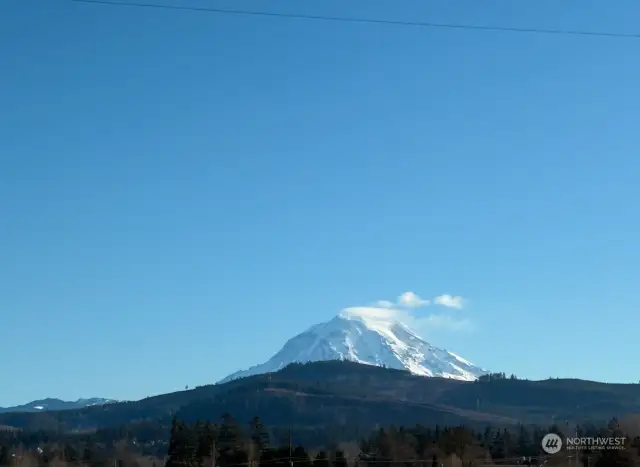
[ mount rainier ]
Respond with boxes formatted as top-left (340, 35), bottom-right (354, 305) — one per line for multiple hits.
top-left (219, 307), bottom-right (488, 383)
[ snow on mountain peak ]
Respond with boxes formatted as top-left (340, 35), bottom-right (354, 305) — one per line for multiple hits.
top-left (339, 306), bottom-right (406, 333)
top-left (219, 307), bottom-right (488, 384)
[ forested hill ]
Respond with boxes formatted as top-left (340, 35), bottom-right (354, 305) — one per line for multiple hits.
top-left (2, 361), bottom-right (640, 436)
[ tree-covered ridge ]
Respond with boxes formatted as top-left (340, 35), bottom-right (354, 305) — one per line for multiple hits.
top-left (2, 361), bottom-right (640, 435)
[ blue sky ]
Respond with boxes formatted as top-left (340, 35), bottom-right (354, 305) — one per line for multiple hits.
top-left (2, 0), bottom-right (639, 406)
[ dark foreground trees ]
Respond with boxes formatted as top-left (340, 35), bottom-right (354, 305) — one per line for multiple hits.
top-left (1, 416), bottom-right (640, 467)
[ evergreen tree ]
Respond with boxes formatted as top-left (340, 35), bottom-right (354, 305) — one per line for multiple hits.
top-left (501, 428), bottom-right (513, 460)
top-left (293, 446), bottom-right (312, 467)
top-left (313, 451), bottom-right (330, 467)
top-left (250, 417), bottom-right (270, 453)
top-left (0, 446), bottom-right (10, 467)
top-left (516, 425), bottom-right (528, 457)
top-left (490, 431), bottom-right (504, 460)
top-left (481, 427), bottom-right (492, 449)
top-left (82, 443), bottom-right (95, 465)
top-left (219, 414), bottom-right (242, 452)
top-left (63, 443), bottom-right (79, 462)
top-left (218, 414), bottom-right (247, 467)
top-left (332, 451), bottom-right (348, 467)
top-left (166, 418), bottom-right (182, 467)
top-left (195, 421), bottom-right (217, 467)
top-left (166, 418), bottom-right (198, 467)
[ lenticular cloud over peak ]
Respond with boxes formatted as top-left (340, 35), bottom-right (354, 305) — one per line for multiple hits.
top-left (368, 291), bottom-right (467, 310)
top-left (340, 291), bottom-right (472, 336)
top-left (339, 306), bottom-right (399, 323)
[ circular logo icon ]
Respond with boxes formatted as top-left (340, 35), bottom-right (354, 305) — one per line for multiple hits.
top-left (541, 433), bottom-right (563, 454)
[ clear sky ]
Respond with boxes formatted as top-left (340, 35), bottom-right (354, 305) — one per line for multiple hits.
top-left (2, 0), bottom-right (639, 407)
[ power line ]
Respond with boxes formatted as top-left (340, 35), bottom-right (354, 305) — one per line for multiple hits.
top-left (69, 0), bottom-right (640, 40)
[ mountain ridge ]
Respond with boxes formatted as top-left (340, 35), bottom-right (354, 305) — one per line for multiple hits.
top-left (1, 361), bottom-right (639, 436)
top-left (0, 397), bottom-right (116, 413)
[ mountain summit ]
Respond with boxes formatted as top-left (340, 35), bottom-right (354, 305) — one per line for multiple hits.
top-left (219, 308), bottom-right (487, 383)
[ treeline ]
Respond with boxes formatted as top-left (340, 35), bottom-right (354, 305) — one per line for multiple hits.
top-left (4, 361), bottom-right (640, 439)
top-left (2, 415), bottom-right (640, 467)
top-left (476, 373), bottom-right (519, 382)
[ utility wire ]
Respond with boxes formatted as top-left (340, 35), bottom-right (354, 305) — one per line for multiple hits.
top-left (69, 0), bottom-right (640, 40)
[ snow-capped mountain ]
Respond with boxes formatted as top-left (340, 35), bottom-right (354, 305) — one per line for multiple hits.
top-left (219, 309), bottom-right (488, 383)
top-left (0, 397), bottom-right (116, 413)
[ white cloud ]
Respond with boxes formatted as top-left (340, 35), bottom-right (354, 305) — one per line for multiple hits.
top-left (434, 294), bottom-right (465, 309)
top-left (342, 291), bottom-right (472, 336)
top-left (342, 306), bottom-right (399, 324)
top-left (341, 305), bottom-right (471, 335)
top-left (397, 291), bottom-right (430, 308)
